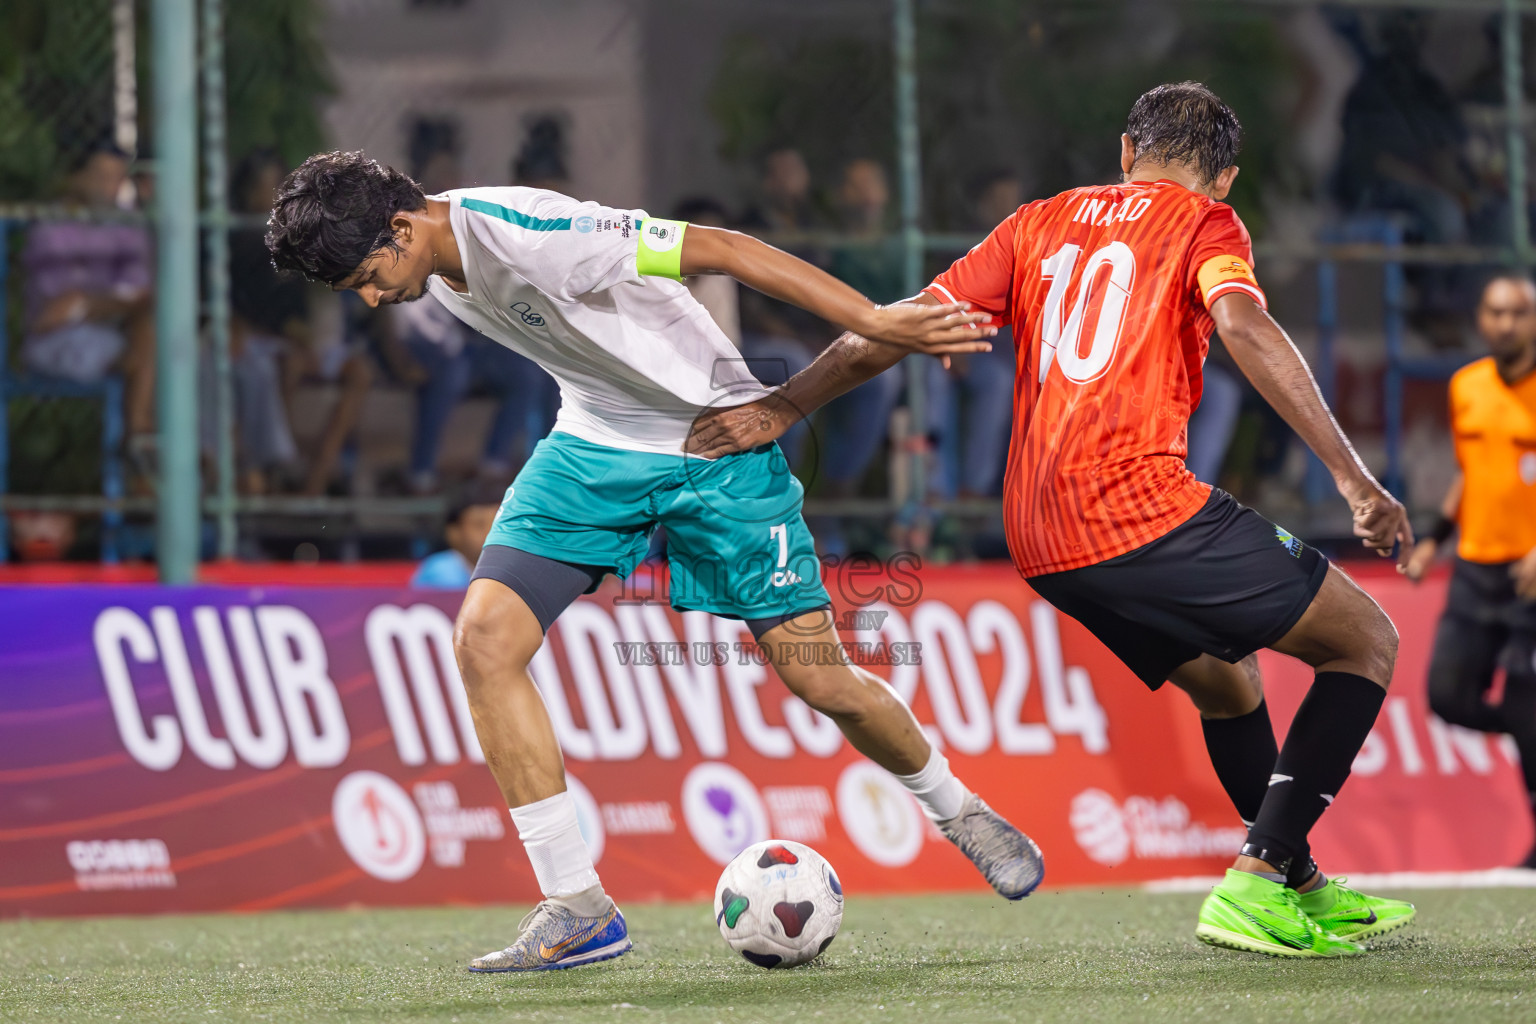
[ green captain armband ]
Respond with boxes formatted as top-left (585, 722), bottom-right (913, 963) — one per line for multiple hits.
top-left (636, 218), bottom-right (688, 280)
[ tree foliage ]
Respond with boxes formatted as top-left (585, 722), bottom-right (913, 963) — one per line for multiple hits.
top-left (0, 0), bottom-right (333, 201)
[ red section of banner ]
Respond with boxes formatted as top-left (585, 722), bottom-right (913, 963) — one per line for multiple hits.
top-left (0, 564), bottom-right (1525, 918)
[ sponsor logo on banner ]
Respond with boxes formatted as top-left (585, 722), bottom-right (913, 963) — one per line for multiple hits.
top-left (333, 771), bottom-right (426, 882)
top-left (1070, 789), bottom-right (1247, 867)
top-left (836, 762), bottom-right (924, 868)
top-left (681, 762), bottom-right (768, 864)
top-left (763, 785), bottom-right (833, 842)
top-left (566, 774), bottom-right (606, 865)
top-left (411, 781), bottom-right (505, 868)
top-left (66, 839), bottom-right (175, 891)
top-left (601, 802), bottom-right (676, 836)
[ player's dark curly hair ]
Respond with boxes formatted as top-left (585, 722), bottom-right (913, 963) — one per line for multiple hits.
top-left (265, 150), bottom-right (426, 284)
top-left (1124, 82), bottom-right (1242, 185)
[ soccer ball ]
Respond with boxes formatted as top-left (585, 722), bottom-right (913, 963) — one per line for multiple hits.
top-left (713, 839), bottom-right (843, 969)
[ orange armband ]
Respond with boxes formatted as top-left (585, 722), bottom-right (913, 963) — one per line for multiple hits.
top-left (1197, 254), bottom-right (1266, 310)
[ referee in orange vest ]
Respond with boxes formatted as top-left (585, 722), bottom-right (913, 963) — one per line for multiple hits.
top-left (1407, 272), bottom-right (1536, 868)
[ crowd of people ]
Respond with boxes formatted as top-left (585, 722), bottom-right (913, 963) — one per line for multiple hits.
top-left (7, 7), bottom-right (1533, 563)
top-left (8, 134), bottom-right (1036, 562)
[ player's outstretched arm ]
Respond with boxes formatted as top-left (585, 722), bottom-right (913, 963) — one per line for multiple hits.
top-left (685, 294), bottom-right (949, 458)
top-left (1211, 292), bottom-right (1414, 566)
top-left (678, 225), bottom-right (995, 354)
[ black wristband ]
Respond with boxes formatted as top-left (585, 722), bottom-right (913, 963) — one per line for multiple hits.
top-left (1429, 515), bottom-right (1456, 545)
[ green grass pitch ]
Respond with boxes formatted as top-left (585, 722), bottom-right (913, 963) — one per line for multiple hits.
top-left (2, 888), bottom-right (1533, 1023)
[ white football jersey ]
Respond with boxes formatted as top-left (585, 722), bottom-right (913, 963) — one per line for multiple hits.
top-left (425, 186), bottom-right (767, 455)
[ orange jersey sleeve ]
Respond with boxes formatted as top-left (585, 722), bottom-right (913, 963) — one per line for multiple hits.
top-left (924, 207), bottom-right (1027, 323)
top-left (1185, 204), bottom-right (1266, 311)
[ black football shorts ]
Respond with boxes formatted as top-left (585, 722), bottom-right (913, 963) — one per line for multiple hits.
top-left (1025, 488), bottom-right (1330, 689)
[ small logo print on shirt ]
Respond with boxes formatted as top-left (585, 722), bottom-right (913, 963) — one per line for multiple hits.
top-left (1274, 526), bottom-right (1303, 557)
top-left (574, 215), bottom-right (596, 233)
top-left (510, 302), bottom-right (545, 327)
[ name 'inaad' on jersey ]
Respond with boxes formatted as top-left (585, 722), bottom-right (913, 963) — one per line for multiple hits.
top-left (925, 179), bottom-right (1267, 577)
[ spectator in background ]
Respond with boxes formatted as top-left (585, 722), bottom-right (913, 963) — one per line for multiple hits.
top-left (21, 143), bottom-right (156, 473)
top-left (673, 197), bottom-right (741, 345)
top-left (215, 150), bottom-right (302, 493)
top-left (230, 150), bottom-right (376, 496)
top-left (928, 171), bottom-right (1021, 500)
top-left (392, 294), bottom-right (554, 492)
top-left (513, 116), bottom-right (572, 192)
top-left (1185, 352), bottom-right (1244, 486)
top-left (380, 146), bottom-right (555, 493)
top-left (410, 485), bottom-right (503, 589)
top-left (1335, 11), bottom-right (1478, 345)
top-left (737, 148), bottom-right (827, 464)
top-left (742, 147), bottom-right (818, 234)
top-left (816, 158), bottom-right (907, 553)
top-left (236, 150), bottom-right (374, 496)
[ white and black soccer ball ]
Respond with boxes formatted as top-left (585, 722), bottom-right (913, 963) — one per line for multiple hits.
top-left (713, 839), bottom-right (844, 969)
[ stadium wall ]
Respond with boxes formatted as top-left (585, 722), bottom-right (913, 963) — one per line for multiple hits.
top-left (0, 564), bottom-right (1524, 917)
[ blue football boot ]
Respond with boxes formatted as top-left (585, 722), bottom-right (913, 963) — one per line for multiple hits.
top-left (468, 899), bottom-right (632, 972)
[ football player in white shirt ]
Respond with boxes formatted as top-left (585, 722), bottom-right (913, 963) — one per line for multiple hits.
top-left (267, 151), bottom-right (1042, 972)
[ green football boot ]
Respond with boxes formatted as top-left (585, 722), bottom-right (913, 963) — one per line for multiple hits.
top-left (1196, 869), bottom-right (1364, 958)
top-left (1298, 875), bottom-right (1416, 943)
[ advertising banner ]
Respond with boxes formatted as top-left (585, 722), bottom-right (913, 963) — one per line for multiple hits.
top-left (0, 565), bottom-right (1526, 917)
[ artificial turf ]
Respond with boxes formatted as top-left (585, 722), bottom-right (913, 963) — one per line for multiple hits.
top-left (1, 887), bottom-right (1533, 1024)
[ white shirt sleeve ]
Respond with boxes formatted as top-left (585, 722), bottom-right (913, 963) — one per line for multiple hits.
top-left (456, 187), bottom-right (649, 302)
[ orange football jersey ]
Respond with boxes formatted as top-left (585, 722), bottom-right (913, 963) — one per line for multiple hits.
top-left (926, 179), bottom-right (1266, 576)
top-left (1449, 357), bottom-right (1536, 565)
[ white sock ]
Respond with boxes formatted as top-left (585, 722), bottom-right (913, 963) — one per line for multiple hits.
top-left (509, 791), bottom-right (603, 903)
top-left (894, 747), bottom-right (969, 823)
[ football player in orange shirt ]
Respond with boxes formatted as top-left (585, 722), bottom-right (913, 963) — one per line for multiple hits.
top-left (1405, 273), bottom-right (1536, 867)
top-left (691, 82), bottom-right (1415, 957)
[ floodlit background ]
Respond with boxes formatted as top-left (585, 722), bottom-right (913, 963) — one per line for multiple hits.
top-left (2, 0), bottom-right (1529, 571)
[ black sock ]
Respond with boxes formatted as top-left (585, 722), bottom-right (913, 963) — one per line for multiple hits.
top-left (1243, 672), bottom-right (1385, 872)
top-left (1201, 700), bottom-right (1318, 886)
top-left (1202, 699), bottom-right (1278, 826)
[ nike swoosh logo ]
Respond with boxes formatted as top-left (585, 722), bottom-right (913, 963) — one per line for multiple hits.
top-left (1220, 895), bottom-right (1312, 949)
top-left (536, 914), bottom-right (610, 961)
top-left (1331, 909), bottom-right (1377, 926)
top-left (1269, 774), bottom-right (1293, 787)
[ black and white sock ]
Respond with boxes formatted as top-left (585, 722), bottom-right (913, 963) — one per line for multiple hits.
top-left (1242, 672), bottom-right (1385, 873)
top-left (1201, 700), bottom-right (1317, 886)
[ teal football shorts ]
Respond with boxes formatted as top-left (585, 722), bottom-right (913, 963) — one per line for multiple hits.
top-left (484, 431), bottom-right (831, 621)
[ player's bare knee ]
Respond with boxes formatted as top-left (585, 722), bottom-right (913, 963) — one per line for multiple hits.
top-left (1339, 604), bottom-right (1397, 689)
top-left (1170, 655), bottom-right (1262, 718)
top-left (453, 606), bottom-right (536, 700)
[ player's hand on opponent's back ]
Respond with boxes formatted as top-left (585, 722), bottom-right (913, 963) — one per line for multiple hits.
top-left (1343, 478), bottom-right (1414, 568)
top-left (685, 389), bottom-right (800, 460)
top-left (857, 301), bottom-right (998, 354)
